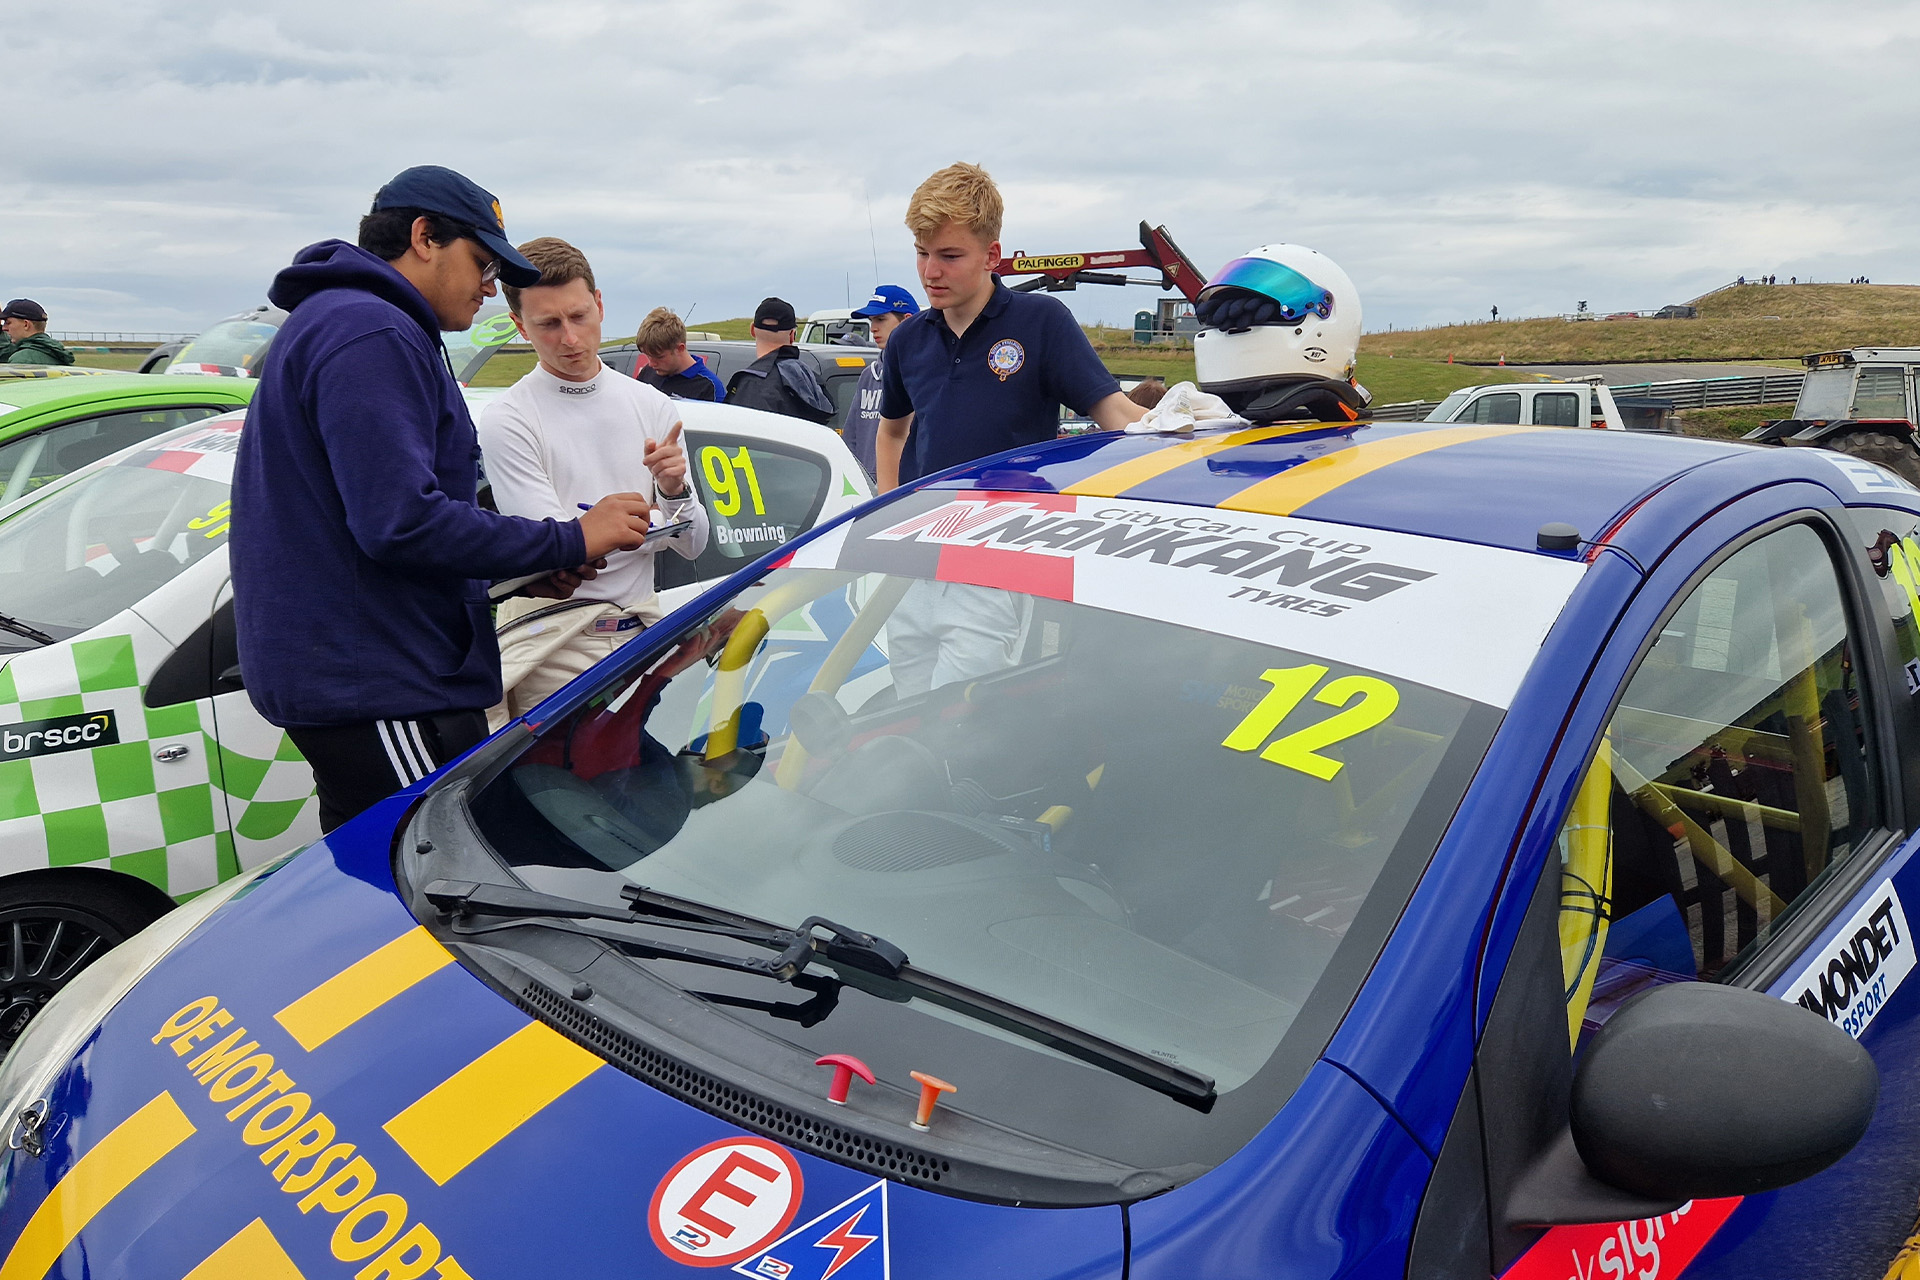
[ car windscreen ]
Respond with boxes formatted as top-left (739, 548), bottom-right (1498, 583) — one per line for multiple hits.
top-left (1795, 367), bottom-right (1854, 420)
top-left (171, 320), bottom-right (279, 375)
top-left (655, 431), bottom-right (829, 590)
top-left (0, 420), bottom-right (235, 652)
top-left (461, 490), bottom-right (1583, 1174)
top-left (1429, 391), bottom-right (1470, 421)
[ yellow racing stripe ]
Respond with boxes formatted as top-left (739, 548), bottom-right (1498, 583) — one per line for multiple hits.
top-left (383, 1021), bottom-right (604, 1186)
top-left (1219, 425), bottom-right (1543, 516)
top-left (1061, 424), bottom-right (1318, 497)
top-left (273, 927), bottom-right (455, 1052)
top-left (0, 1092), bottom-right (196, 1280)
top-left (183, 1218), bottom-right (308, 1280)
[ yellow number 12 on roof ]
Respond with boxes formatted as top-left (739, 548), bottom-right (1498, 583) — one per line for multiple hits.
top-left (1221, 664), bottom-right (1400, 780)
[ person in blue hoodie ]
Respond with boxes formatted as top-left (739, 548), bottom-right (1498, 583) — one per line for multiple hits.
top-left (233, 165), bottom-right (659, 831)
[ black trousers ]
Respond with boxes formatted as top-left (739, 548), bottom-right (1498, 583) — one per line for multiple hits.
top-left (288, 710), bottom-right (490, 833)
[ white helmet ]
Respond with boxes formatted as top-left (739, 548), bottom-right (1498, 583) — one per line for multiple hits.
top-left (1194, 244), bottom-right (1362, 400)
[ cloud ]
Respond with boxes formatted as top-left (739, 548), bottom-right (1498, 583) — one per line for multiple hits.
top-left (4, 0), bottom-right (1918, 337)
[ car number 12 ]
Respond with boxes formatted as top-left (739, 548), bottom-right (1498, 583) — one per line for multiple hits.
top-left (1221, 664), bottom-right (1400, 780)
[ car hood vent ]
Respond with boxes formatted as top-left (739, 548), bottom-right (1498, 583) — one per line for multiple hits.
top-left (518, 978), bottom-right (954, 1187)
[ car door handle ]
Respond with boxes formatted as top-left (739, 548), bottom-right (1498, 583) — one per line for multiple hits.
top-left (154, 744), bottom-right (190, 763)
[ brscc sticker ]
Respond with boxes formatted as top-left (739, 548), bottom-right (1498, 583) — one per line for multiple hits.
top-left (650, 1137), bottom-right (804, 1267)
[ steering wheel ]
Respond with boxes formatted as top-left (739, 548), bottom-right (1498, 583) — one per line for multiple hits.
top-left (101, 527), bottom-right (143, 575)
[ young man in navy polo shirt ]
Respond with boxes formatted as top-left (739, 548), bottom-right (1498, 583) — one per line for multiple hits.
top-left (874, 163), bottom-right (1142, 492)
top-left (874, 165), bottom-right (1144, 699)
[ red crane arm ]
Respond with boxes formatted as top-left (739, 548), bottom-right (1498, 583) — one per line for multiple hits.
top-left (992, 223), bottom-right (1209, 302)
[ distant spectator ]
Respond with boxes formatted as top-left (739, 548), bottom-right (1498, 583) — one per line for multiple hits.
top-left (1738, 276), bottom-right (1746, 286)
top-left (634, 307), bottom-right (725, 402)
top-left (1, 300), bottom-right (74, 366)
top-left (1791, 276), bottom-right (1797, 285)
top-left (725, 297), bottom-right (834, 424)
top-left (1126, 378), bottom-right (1168, 410)
top-left (841, 284), bottom-right (920, 481)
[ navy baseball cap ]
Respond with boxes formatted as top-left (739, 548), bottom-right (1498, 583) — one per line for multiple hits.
top-left (0, 299), bottom-right (47, 323)
top-left (852, 285), bottom-right (921, 318)
top-left (371, 165), bottom-right (541, 288)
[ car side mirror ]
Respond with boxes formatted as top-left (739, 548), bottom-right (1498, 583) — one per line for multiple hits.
top-left (1508, 981), bottom-right (1877, 1226)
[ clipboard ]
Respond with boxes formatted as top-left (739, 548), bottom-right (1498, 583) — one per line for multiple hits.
top-left (487, 519), bottom-right (696, 600)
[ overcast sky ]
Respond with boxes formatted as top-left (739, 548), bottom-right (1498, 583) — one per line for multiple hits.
top-left (6, 0), bottom-right (1918, 339)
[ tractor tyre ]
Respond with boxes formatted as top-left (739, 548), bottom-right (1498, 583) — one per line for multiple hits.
top-left (1826, 430), bottom-right (1920, 489)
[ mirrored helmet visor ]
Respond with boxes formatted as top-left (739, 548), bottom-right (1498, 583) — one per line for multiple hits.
top-left (1196, 257), bottom-right (1335, 328)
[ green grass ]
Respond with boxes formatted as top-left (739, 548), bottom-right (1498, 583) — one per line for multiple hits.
top-left (1361, 283), bottom-right (1920, 364)
top-left (1352, 359), bottom-right (1543, 406)
top-left (1089, 333), bottom-right (1538, 407)
top-left (368, 311), bottom-right (1672, 409)
top-left (1674, 403), bottom-right (1794, 440)
top-left (468, 351), bottom-right (537, 387)
top-left (66, 352), bottom-right (149, 372)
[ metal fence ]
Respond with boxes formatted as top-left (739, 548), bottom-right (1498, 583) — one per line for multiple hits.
top-left (1607, 372), bottom-right (1804, 409)
top-left (1367, 370), bottom-right (1806, 423)
top-left (50, 332), bottom-right (193, 345)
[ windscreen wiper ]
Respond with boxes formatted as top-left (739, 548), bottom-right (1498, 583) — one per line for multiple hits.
top-left (0, 614), bottom-right (53, 646)
top-left (423, 879), bottom-right (1215, 1107)
top-left (422, 879), bottom-right (906, 981)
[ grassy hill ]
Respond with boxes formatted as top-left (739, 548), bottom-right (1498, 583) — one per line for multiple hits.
top-left (1362, 283), bottom-right (1920, 364)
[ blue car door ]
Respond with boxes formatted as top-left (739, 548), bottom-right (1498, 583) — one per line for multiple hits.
top-left (1414, 498), bottom-right (1920, 1280)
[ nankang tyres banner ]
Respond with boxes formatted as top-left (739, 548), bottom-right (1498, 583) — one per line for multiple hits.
top-left (793, 490), bottom-right (1588, 709)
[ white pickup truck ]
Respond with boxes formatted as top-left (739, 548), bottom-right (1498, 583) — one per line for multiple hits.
top-left (1425, 377), bottom-right (1628, 430)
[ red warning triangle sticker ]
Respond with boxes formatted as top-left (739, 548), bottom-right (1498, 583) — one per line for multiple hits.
top-left (731, 1179), bottom-right (889, 1280)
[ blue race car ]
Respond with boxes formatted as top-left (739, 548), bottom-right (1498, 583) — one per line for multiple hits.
top-left (0, 420), bottom-right (1916, 1280)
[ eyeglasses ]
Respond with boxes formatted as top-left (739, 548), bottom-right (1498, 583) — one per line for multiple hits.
top-left (464, 239), bottom-right (501, 285)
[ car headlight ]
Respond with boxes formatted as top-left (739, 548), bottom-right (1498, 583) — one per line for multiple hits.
top-left (0, 861), bottom-right (278, 1155)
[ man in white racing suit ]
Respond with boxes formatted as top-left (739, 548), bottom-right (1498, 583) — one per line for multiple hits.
top-left (479, 236), bottom-right (709, 723)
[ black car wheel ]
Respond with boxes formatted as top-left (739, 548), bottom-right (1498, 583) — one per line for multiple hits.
top-left (0, 876), bottom-right (167, 1049)
top-left (1827, 429), bottom-right (1920, 488)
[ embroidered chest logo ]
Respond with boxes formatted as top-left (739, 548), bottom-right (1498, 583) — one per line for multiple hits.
top-left (987, 339), bottom-right (1025, 381)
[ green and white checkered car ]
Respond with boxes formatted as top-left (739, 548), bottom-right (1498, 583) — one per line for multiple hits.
top-left (0, 398), bottom-right (873, 1040)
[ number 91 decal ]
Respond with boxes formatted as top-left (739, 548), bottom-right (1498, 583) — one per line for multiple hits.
top-left (701, 445), bottom-right (767, 518)
top-left (1221, 664), bottom-right (1399, 780)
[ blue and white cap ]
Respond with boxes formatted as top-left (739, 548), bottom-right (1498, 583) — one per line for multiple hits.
top-left (852, 285), bottom-right (922, 318)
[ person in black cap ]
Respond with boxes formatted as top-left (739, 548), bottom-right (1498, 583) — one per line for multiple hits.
top-left (723, 297), bottom-right (835, 424)
top-left (1, 300), bottom-right (74, 366)
top-left (232, 164), bottom-right (660, 832)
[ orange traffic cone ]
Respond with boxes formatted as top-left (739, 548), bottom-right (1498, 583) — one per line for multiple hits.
top-left (1447, 353), bottom-right (1453, 364)
top-left (1498, 353), bottom-right (1506, 366)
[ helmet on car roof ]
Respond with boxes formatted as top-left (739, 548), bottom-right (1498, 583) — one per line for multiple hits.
top-left (1194, 244), bottom-right (1364, 419)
